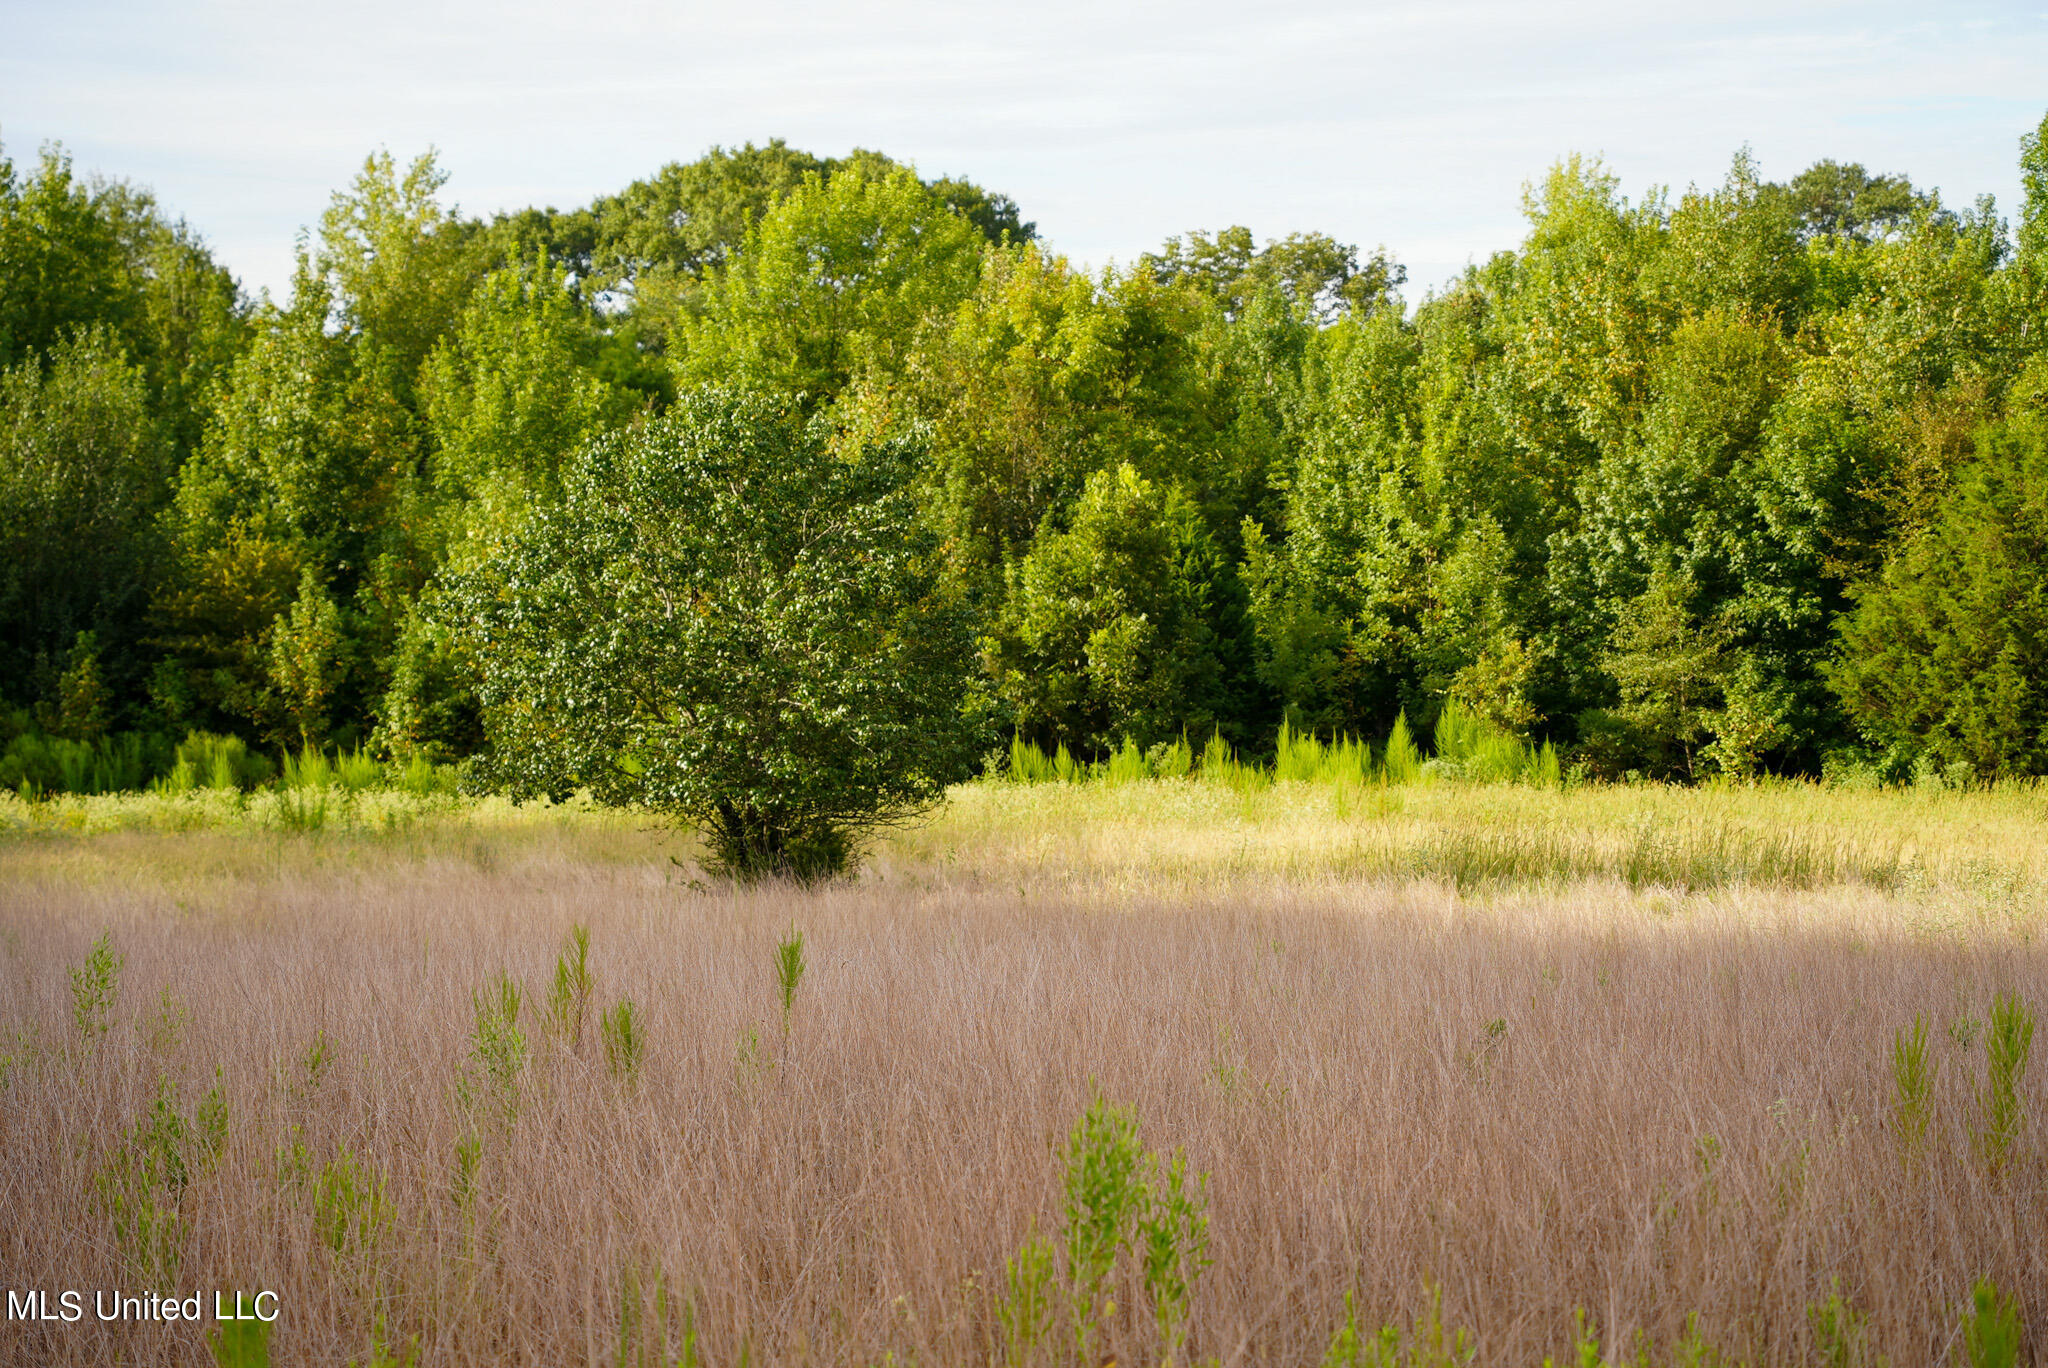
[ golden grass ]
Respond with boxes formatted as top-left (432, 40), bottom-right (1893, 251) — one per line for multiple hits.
top-left (2, 779), bottom-right (2044, 1365)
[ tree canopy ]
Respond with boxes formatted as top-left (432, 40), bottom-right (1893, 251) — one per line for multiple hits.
top-left (10, 112), bottom-right (2048, 817)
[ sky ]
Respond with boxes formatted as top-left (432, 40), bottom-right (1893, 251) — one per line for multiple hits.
top-left (3, 0), bottom-right (2045, 303)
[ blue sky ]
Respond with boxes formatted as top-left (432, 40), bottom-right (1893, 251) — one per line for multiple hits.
top-left (4, 0), bottom-right (2044, 302)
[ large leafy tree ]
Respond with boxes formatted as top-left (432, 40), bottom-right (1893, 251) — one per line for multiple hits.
top-left (452, 387), bottom-right (979, 879)
top-left (0, 329), bottom-right (169, 711)
top-left (674, 164), bottom-right (985, 403)
top-left (989, 462), bottom-right (1231, 753)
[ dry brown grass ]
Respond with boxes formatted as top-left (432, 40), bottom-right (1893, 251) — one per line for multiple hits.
top-left (2, 781), bottom-right (2045, 1366)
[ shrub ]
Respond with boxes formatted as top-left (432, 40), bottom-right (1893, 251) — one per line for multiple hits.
top-left (452, 386), bottom-right (980, 882)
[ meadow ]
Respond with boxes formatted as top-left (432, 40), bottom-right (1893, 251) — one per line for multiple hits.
top-left (1, 771), bottom-right (2043, 1367)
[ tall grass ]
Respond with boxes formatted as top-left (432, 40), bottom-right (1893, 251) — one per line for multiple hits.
top-left (3, 817), bottom-right (2043, 1365)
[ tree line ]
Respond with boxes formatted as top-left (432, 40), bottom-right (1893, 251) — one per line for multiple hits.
top-left (7, 118), bottom-right (2048, 802)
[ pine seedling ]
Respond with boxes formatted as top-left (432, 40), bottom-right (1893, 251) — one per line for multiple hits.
top-left (1961, 1278), bottom-right (2022, 1368)
top-left (1890, 1013), bottom-right (1934, 1162)
top-left (603, 999), bottom-right (645, 1083)
top-left (775, 929), bottom-right (806, 1036)
top-left (1974, 992), bottom-right (2034, 1171)
top-left (545, 924), bottom-right (594, 1050)
top-left (208, 1315), bottom-right (271, 1368)
top-left (462, 974), bottom-right (528, 1127)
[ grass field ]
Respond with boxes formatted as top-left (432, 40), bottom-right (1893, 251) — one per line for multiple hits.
top-left (2, 777), bottom-right (2043, 1366)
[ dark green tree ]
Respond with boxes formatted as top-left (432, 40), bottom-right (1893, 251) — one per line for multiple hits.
top-left (452, 387), bottom-right (979, 879)
top-left (1828, 376), bottom-right (2048, 779)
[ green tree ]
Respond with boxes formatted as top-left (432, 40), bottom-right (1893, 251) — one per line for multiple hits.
top-left (451, 386), bottom-right (978, 880)
top-left (0, 329), bottom-right (169, 713)
top-left (990, 463), bottom-right (1229, 753)
top-left (1588, 567), bottom-right (1731, 780)
top-left (1828, 379), bottom-right (2048, 779)
top-left (317, 149), bottom-right (483, 402)
top-left (674, 164), bottom-right (984, 403)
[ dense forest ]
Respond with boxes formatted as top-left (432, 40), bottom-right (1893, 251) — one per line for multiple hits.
top-left (6, 116), bottom-right (2048, 793)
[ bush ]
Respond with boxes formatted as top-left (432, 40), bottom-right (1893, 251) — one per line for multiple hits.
top-left (452, 386), bottom-right (980, 881)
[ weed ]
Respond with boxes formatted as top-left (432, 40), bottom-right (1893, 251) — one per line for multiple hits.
top-left (69, 930), bottom-right (120, 1039)
top-left (1961, 1278), bottom-right (2023, 1368)
top-left (775, 927), bottom-right (807, 1035)
top-left (351, 1313), bottom-right (420, 1368)
top-left (208, 1315), bottom-right (271, 1368)
top-left (1139, 1149), bottom-right (1210, 1366)
top-left (312, 1142), bottom-right (390, 1255)
top-left (1974, 992), bottom-right (2035, 1170)
top-left (996, 1225), bottom-right (1057, 1367)
top-left (94, 1074), bottom-right (192, 1288)
top-left (452, 1131), bottom-right (482, 1210)
top-left (1061, 1094), bottom-right (1148, 1364)
top-left (1807, 1282), bottom-right (1876, 1368)
top-left (544, 923), bottom-right (594, 1049)
top-left (603, 998), bottom-right (646, 1083)
top-left (196, 1068), bottom-right (229, 1169)
top-left (461, 973), bottom-right (528, 1126)
top-left (733, 1024), bottom-right (774, 1093)
top-left (143, 987), bottom-right (187, 1053)
top-left (1889, 1014), bottom-right (1934, 1162)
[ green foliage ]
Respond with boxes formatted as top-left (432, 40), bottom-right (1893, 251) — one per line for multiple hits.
top-left (992, 462), bottom-right (1232, 754)
top-left (601, 999), bottom-right (645, 1084)
top-left (94, 1074), bottom-right (194, 1288)
top-left (453, 387), bottom-right (979, 881)
top-left (1889, 1013), bottom-right (1934, 1162)
top-left (1973, 992), bottom-right (2035, 1170)
top-left (674, 163), bottom-right (983, 403)
top-left (12, 117), bottom-right (2048, 786)
top-left (1830, 390), bottom-right (2048, 780)
top-left (208, 1315), bottom-right (272, 1368)
top-left (0, 328), bottom-right (169, 711)
top-left (1806, 1282), bottom-right (1878, 1368)
top-left (1061, 1095), bottom-right (1149, 1363)
top-left (775, 929), bottom-right (806, 1034)
top-left (1139, 1149), bottom-right (1211, 1365)
top-left (1961, 1279), bottom-right (2024, 1368)
top-left (545, 924), bottom-right (594, 1050)
top-left (1319, 1284), bottom-right (1474, 1368)
top-left (70, 930), bottom-right (121, 1039)
top-left (312, 1142), bottom-right (390, 1255)
top-left (996, 1226), bottom-right (1058, 1368)
top-left (461, 973), bottom-right (528, 1127)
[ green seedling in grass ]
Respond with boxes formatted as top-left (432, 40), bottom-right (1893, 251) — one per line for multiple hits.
top-left (604, 998), bottom-right (645, 1083)
top-left (95, 1074), bottom-right (192, 1288)
top-left (1062, 1093), bottom-right (1148, 1365)
top-left (70, 930), bottom-right (121, 1039)
top-left (462, 973), bottom-right (528, 1126)
top-left (209, 1315), bottom-right (271, 1368)
top-left (313, 1142), bottom-right (390, 1256)
top-left (1140, 1149), bottom-right (1211, 1367)
top-left (1974, 992), bottom-right (2034, 1171)
top-left (1890, 1013), bottom-right (1934, 1162)
top-left (1807, 1282), bottom-right (1876, 1368)
top-left (350, 1314), bottom-right (420, 1368)
top-left (546, 923), bottom-right (594, 1049)
top-left (775, 928), bottom-right (806, 1036)
top-left (997, 1225), bottom-right (1057, 1367)
top-left (1961, 1278), bottom-right (2023, 1368)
